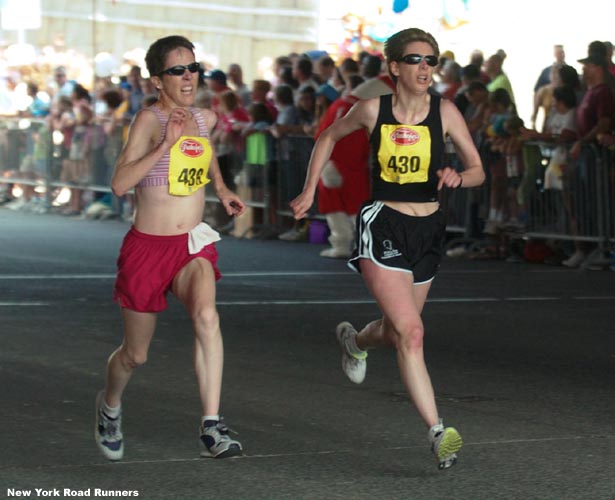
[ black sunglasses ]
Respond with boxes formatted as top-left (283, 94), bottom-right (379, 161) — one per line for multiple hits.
top-left (159, 62), bottom-right (200, 76)
top-left (398, 54), bottom-right (438, 67)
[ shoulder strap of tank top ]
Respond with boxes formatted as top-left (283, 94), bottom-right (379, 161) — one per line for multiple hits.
top-left (190, 107), bottom-right (209, 138)
top-left (379, 93), bottom-right (397, 125)
top-left (147, 105), bottom-right (167, 145)
top-left (429, 93), bottom-right (442, 117)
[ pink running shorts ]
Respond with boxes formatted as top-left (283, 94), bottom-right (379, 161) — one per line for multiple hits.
top-left (113, 226), bottom-right (221, 312)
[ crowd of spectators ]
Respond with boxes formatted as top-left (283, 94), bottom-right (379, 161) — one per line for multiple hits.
top-left (1, 39), bottom-right (614, 267)
top-left (446, 40), bottom-right (615, 269)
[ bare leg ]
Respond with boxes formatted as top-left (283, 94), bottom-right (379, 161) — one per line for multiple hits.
top-left (104, 309), bottom-right (157, 407)
top-left (355, 319), bottom-right (386, 350)
top-left (359, 259), bottom-right (439, 427)
top-left (172, 257), bottom-right (222, 417)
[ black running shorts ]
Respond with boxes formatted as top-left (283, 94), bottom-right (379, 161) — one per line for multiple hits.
top-left (348, 200), bottom-right (445, 284)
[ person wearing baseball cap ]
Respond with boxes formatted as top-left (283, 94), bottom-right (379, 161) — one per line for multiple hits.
top-left (205, 69), bottom-right (231, 114)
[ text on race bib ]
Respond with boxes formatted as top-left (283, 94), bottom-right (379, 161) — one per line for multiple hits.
top-left (168, 136), bottom-right (212, 196)
top-left (377, 124), bottom-right (431, 184)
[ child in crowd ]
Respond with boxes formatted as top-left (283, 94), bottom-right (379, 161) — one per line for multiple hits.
top-left (234, 102), bottom-right (275, 233)
top-left (482, 87), bottom-right (515, 234)
top-left (464, 81), bottom-right (490, 147)
top-left (500, 116), bottom-right (525, 229)
top-left (519, 86), bottom-right (577, 196)
top-left (59, 103), bottom-right (94, 215)
top-left (213, 90), bottom-right (250, 180)
top-left (538, 86), bottom-right (576, 190)
top-left (210, 90), bottom-right (250, 231)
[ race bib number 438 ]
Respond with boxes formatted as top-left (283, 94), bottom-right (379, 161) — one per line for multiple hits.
top-left (168, 136), bottom-right (212, 196)
top-left (377, 124), bottom-right (431, 184)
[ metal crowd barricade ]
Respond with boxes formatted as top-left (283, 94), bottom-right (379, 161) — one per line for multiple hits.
top-left (275, 134), bottom-right (316, 219)
top-left (520, 141), bottom-right (614, 268)
top-left (440, 139), bottom-right (491, 253)
top-left (0, 117), bottom-right (50, 206)
top-left (223, 132), bottom-right (275, 238)
top-left (0, 115), bottom-right (115, 214)
top-left (6, 112), bottom-right (612, 268)
top-left (2, 115), bottom-right (320, 236)
top-left (225, 133), bottom-right (317, 238)
top-left (441, 137), bottom-right (615, 269)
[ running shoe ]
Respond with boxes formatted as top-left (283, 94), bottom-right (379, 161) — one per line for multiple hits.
top-left (319, 247), bottom-right (352, 259)
top-left (483, 219), bottom-right (500, 235)
top-left (95, 391), bottom-right (124, 461)
top-left (199, 419), bottom-right (242, 459)
top-left (429, 421), bottom-right (463, 470)
top-left (335, 321), bottom-right (367, 384)
top-left (562, 250), bottom-right (586, 268)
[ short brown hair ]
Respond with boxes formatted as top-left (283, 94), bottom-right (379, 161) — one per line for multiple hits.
top-left (384, 28), bottom-right (439, 84)
top-left (384, 28), bottom-right (439, 64)
top-left (252, 79), bottom-right (271, 94)
top-left (219, 90), bottom-right (239, 111)
top-left (145, 35), bottom-right (195, 77)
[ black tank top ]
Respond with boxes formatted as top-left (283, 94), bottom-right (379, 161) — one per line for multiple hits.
top-left (369, 93), bottom-right (444, 202)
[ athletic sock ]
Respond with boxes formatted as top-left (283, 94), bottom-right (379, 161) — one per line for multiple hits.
top-left (202, 415), bottom-right (220, 427)
top-left (101, 398), bottom-right (121, 419)
top-left (428, 419), bottom-right (444, 442)
top-left (345, 332), bottom-right (366, 356)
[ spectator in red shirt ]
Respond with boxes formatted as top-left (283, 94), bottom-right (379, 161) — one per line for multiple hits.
top-left (205, 69), bottom-right (232, 114)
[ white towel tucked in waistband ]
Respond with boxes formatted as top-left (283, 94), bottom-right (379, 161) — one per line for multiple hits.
top-left (188, 222), bottom-right (221, 254)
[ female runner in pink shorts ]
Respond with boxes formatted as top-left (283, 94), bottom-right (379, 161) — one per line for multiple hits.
top-left (94, 35), bottom-right (245, 461)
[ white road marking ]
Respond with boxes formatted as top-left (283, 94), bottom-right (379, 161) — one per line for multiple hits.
top-left (13, 434), bottom-right (610, 470)
top-left (2, 273), bottom-right (613, 307)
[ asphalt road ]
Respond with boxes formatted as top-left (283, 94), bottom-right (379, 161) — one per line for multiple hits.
top-left (1, 208), bottom-right (614, 500)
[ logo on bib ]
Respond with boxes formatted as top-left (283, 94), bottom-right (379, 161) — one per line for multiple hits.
top-left (180, 139), bottom-right (204, 158)
top-left (390, 127), bottom-right (420, 146)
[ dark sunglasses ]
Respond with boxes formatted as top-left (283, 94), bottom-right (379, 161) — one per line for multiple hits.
top-left (398, 54), bottom-right (438, 67)
top-left (159, 62), bottom-right (200, 76)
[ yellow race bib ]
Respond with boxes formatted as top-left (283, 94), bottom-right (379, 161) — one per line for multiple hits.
top-left (377, 124), bottom-right (431, 184)
top-left (168, 136), bottom-right (212, 196)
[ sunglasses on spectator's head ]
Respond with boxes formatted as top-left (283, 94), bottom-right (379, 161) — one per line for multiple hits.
top-left (159, 62), bottom-right (200, 76)
top-left (398, 54), bottom-right (438, 67)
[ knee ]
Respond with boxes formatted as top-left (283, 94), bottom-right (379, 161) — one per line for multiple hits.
top-left (118, 345), bottom-right (148, 369)
top-left (394, 323), bottom-right (424, 353)
top-left (191, 305), bottom-right (220, 338)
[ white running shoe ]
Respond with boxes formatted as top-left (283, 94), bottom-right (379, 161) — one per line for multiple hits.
top-left (95, 391), bottom-right (124, 461)
top-left (335, 322), bottom-right (367, 384)
top-left (446, 246), bottom-right (467, 258)
top-left (199, 419), bottom-right (242, 459)
top-left (319, 247), bottom-right (351, 259)
top-left (483, 219), bottom-right (500, 235)
top-left (562, 251), bottom-right (586, 268)
top-left (429, 420), bottom-right (463, 470)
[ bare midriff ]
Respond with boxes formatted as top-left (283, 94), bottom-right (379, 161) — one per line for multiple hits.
top-left (382, 200), bottom-right (439, 217)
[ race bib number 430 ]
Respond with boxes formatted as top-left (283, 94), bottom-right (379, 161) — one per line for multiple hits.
top-left (377, 124), bottom-right (431, 184)
top-left (168, 136), bottom-right (212, 196)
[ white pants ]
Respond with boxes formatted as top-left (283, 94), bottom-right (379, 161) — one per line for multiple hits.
top-left (325, 212), bottom-right (356, 253)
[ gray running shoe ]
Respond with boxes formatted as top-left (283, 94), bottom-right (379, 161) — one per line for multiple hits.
top-left (199, 419), bottom-right (242, 459)
top-left (335, 321), bottom-right (367, 384)
top-left (429, 421), bottom-right (463, 470)
top-left (95, 391), bottom-right (124, 461)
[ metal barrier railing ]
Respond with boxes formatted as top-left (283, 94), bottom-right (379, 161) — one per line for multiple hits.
top-left (228, 133), bottom-right (319, 238)
top-left (1, 114), bottom-right (613, 268)
top-left (0, 116), bottom-right (115, 215)
top-left (274, 134), bottom-right (316, 218)
top-left (442, 138), bottom-right (614, 268)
